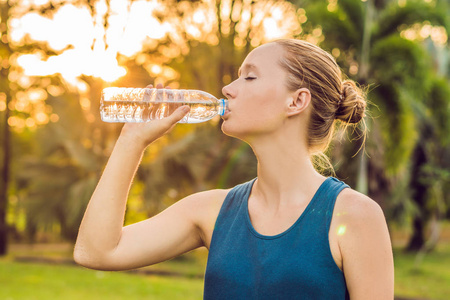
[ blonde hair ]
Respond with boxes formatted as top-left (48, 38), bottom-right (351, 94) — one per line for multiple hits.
top-left (274, 39), bottom-right (367, 171)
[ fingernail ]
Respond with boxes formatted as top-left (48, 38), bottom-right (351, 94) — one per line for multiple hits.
top-left (182, 106), bottom-right (190, 113)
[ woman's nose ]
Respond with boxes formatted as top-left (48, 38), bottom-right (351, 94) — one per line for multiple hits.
top-left (222, 82), bottom-right (236, 99)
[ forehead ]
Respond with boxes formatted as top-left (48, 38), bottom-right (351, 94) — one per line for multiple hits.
top-left (240, 43), bottom-right (284, 73)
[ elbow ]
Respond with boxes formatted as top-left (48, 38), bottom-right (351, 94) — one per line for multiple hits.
top-left (73, 251), bottom-right (86, 267)
top-left (73, 244), bottom-right (94, 268)
top-left (73, 244), bottom-right (105, 270)
top-left (73, 243), bottom-right (119, 271)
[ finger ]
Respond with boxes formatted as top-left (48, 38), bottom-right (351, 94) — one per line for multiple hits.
top-left (156, 83), bottom-right (163, 89)
top-left (145, 84), bottom-right (154, 89)
top-left (166, 105), bottom-right (190, 123)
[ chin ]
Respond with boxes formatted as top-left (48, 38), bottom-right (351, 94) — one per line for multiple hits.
top-left (221, 122), bottom-right (254, 142)
top-left (221, 122), bottom-right (237, 137)
top-left (222, 121), bottom-right (240, 137)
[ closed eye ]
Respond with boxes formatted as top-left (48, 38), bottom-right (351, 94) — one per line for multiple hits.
top-left (245, 77), bottom-right (256, 81)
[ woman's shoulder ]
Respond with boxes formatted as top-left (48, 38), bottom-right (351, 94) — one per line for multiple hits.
top-left (176, 188), bottom-right (231, 216)
top-left (335, 187), bottom-right (385, 222)
top-left (180, 178), bottom-right (255, 211)
top-left (175, 188), bottom-right (231, 248)
top-left (183, 188), bottom-right (231, 203)
top-left (333, 187), bottom-right (390, 249)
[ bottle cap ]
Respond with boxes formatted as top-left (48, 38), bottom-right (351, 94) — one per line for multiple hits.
top-left (219, 99), bottom-right (228, 116)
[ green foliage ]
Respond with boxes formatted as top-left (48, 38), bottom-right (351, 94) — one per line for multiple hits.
top-left (371, 35), bottom-right (433, 97)
top-left (369, 35), bottom-right (432, 174)
top-left (301, 0), bottom-right (363, 49)
top-left (427, 77), bottom-right (450, 145)
top-left (376, 0), bottom-right (448, 40)
top-left (371, 85), bottom-right (418, 175)
top-left (16, 88), bottom-right (106, 241)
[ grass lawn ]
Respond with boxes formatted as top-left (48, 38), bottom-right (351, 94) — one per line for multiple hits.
top-left (393, 243), bottom-right (450, 300)
top-left (392, 221), bottom-right (450, 300)
top-left (0, 258), bottom-right (204, 300)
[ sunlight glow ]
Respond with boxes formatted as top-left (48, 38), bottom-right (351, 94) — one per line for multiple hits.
top-left (349, 63), bottom-right (359, 75)
top-left (50, 114), bottom-right (60, 123)
top-left (11, 0), bottom-right (166, 83)
top-left (398, 0), bottom-right (407, 8)
top-left (337, 225), bottom-right (347, 236)
top-left (332, 48), bottom-right (341, 57)
top-left (193, 10), bottom-right (206, 24)
top-left (327, 0), bottom-right (338, 12)
top-left (0, 93), bottom-right (6, 112)
top-left (400, 22), bottom-right (448, 46)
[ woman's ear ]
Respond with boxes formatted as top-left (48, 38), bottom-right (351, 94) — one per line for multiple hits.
top-left (286, 88), bottom-right (311, 117)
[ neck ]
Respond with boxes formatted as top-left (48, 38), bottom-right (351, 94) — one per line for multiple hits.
top-left (247, 130), bottom-right (326, 208)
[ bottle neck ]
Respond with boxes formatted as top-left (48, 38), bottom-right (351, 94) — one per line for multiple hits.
top-left (219, 99), bottom-right (228, 116)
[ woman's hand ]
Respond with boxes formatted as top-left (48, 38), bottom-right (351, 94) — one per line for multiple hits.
top-left (119, 83), bottom-right (190, 150)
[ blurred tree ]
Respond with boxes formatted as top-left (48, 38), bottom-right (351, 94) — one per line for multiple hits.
top-left (10, 1), bottom-right (156, 241)
top-left (405, 40), bottom-right (450, 252)
top-left (292, 0), bottom-right (450, 251)
top-left (16, 85), bottom-right (101, 241)
top-left (1, 0), bottom-right (80, 252)
top-left (7, 0), bottom-right (302, 240)
top-left (0, 2), bottom-right (108, 244)
top-left (0, 0), bottom-right (12, 255)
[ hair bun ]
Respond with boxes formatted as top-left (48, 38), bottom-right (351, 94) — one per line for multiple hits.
top-left (335, 80), bottom-right (366, 124)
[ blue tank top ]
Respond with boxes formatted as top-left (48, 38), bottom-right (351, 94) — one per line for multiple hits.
top-left (204, 177), bottom-right (350, 299)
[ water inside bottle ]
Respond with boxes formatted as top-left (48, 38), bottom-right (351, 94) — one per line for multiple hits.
top-left (100, 101), bottom-right (220, 123)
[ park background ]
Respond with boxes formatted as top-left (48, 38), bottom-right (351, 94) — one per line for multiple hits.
top-left (0, 0), bottom-right (449, 299)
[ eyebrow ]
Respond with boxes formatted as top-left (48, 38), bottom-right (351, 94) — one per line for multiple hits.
top-left (238, 63), bottom-right (258, 77)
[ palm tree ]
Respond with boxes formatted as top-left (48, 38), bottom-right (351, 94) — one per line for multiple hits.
top-left (404, 41), bottom-right (450, 252)
top-left (291, 0), bottom-right (449, 251)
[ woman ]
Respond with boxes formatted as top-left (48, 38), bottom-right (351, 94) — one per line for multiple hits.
top-left (74, 39), bottom-right (394, 299)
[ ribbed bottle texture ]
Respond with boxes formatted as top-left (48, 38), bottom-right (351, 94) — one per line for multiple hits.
top-left (100, 88), bottom-right (228, 124)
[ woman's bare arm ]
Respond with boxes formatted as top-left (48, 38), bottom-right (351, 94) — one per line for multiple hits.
top-left (337, 190), bottom-right (395, 299)
top-left (73, 85), bottom-right (214, 271)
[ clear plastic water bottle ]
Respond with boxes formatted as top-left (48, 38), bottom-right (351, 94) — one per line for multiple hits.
top-left (100, 87), bottom-right (228, 123)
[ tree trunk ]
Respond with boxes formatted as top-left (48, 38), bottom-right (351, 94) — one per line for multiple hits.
top-left (407, 214), bottom-right (426, 252)
top-left (406, 143), bottom-right (429, 252)
top-left (0, 93), bottom-right (10, 256)
top-left (0, 0), bottom-right (12, 256)
top-left (355, 0), bottom-right (374, 195)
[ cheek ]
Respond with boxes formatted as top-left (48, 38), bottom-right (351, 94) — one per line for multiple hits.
top-left (253, 85), bottom-right (287, 119)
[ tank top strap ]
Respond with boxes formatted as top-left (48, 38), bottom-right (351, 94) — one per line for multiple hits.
top-left (308, 177), bottom-right (350, 232)
top-left (208, 178), bottom-right (256, 252)
top-left (218, 178), bottom-right (255, 215)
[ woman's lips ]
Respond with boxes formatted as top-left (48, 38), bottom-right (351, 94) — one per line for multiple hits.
top-left (221, 110), bottom-right (230, 120)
